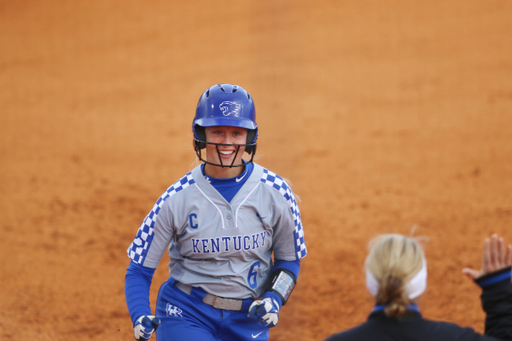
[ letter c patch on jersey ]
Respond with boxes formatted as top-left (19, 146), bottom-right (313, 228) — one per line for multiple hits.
top-left (189, 213), bottom-right (198, 229)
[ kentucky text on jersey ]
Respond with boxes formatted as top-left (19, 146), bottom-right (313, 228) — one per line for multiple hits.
top-left (192, 232), bottom-right (267, 254)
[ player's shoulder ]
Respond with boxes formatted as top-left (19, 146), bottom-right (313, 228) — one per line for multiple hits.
top-left (158, 166), bottom-right (201, 202)
top-left (256, 164), bottom-right (291, 190)
top-left (254, 163), bottom-right (297, 199)
top-left (168, 171), bottom-right (196, 192)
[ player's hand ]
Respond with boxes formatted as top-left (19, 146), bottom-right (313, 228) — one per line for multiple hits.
top-left (248, 294), bottom-right (280, 328)
top-left (134, 315), bottom-right (161, 341)
top-left (462, 234), bottom-right (512, 280)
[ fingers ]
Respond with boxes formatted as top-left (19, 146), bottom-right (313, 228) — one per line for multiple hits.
top-left (248, 301), bottom-right (263, 318)
top-left (506, 244), bottom-right (512, 267)
top-left (461, 267), bottom-right (481, 280)
top-left (494, 235), bottom-right (504, 269)
top-left (477, 234), bottom-right (511, 278)
top-left (247, 306), bottom-right (257, 318)
top-left (134, 315), bottom-right (159, 341)
top-left (248, 299), bottom-right (279, 328)
top-left (151, 317), bottom-right (161, 330)
top-left (482, 238), bottom-right (491, 274)
top-left (490, 234), bottom-right (499, 272)
top-left (490, 234), bottom-right (509, 272)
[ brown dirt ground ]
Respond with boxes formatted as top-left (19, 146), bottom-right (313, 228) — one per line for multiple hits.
top-left (1, 1), bottom-right (512, 340)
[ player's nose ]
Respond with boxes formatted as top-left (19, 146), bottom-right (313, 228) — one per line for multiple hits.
top-left (223, 134), bottom-right (235, 145)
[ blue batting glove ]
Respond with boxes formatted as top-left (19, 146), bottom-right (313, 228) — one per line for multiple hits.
top-left (248, 293), bottom-right (281, 328)
top-left (134, 315), bottom-right (161, 341)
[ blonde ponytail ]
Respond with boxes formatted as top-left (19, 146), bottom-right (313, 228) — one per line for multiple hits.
top-left (366, 234), bottom-right (425, 317)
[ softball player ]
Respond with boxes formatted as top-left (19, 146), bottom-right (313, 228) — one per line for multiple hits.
top-left (124, 84), bottom-right (307, 341)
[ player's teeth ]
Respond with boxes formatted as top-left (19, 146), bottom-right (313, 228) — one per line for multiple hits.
top-left (220, 151), bottom-right (233, 154)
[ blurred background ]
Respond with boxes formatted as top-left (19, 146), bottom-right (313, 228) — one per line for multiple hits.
top-left (1, 1), bottom-right (511, 340)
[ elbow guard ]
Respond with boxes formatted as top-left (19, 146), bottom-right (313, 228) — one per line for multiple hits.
top-left (266, 269), bottom-right (296, 305)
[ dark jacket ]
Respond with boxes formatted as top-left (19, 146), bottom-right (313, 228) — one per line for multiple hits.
top-left (324, 266), bottom-right (512, 341)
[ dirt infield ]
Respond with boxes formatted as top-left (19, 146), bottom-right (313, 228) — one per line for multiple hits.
top-left (1, 1), bottom-right (512, 340)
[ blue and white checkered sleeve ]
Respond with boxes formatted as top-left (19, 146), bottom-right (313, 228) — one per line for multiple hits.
top-left (261, 169), bottom-right (307, 260)
top-left (126, 172), bottom-right (195, 265)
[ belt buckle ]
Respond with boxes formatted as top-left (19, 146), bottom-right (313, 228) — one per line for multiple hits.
top-left (211, 296), bottom-right (220, 308)
top-left (212, 296), bottom-right (228, 310)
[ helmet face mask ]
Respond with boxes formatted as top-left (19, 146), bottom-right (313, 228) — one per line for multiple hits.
top-left (192, 84), bottom-right (258, 168)
top-left (193, 139), bottom-right (256, 168)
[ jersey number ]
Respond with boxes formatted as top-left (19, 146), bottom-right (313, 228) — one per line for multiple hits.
top-left (248, 261), bottom-right (261, 289)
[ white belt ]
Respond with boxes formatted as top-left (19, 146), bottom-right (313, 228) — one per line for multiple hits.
top-left (175, 281), bottom-right (244, 311)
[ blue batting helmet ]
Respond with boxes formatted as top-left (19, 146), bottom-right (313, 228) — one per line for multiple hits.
top-left (193, 84), bottom-right (258, 156)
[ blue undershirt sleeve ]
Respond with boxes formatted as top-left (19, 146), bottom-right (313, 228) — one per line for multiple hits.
top-left (273, 259), bottom-right (300, 280)
top-left (125, 261), bottom-right (156, 325)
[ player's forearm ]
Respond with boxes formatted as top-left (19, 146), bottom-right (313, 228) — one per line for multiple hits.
top-left (477, 266), bottom-right (512, 340)
top-left (125, 261), bottom-right (156, 325)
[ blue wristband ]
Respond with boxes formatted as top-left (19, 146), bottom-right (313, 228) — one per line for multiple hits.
top-left (477, 268), bottom-right (512, 288)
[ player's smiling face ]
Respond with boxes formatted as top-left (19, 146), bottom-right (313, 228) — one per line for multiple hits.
top-left (204, 126), bottom-right (247, 177)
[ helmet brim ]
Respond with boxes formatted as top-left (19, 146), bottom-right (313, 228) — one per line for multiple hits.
top-left (194, 117), bottom-right (257, 130)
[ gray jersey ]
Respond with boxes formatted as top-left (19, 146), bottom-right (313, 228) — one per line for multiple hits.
top-left (127, 163), bottom-right (307, 299)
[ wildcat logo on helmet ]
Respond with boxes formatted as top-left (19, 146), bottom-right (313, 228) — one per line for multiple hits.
top-left (219, 101), bottom-right (241, 117)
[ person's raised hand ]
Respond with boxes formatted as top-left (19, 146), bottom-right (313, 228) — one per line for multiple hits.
top-left (462, 234), bottom-right (512, 280)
